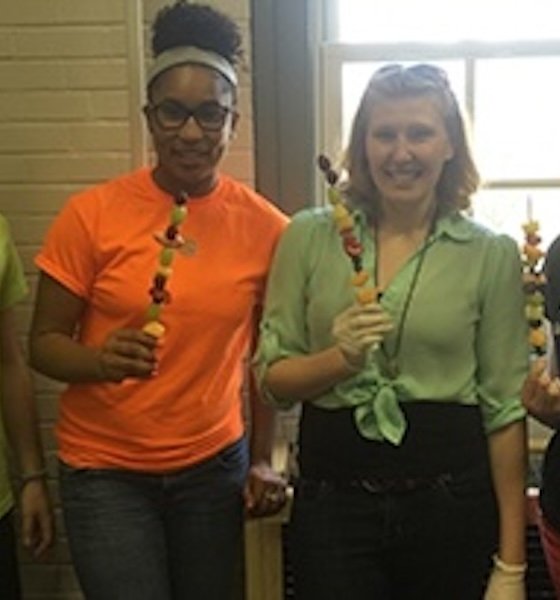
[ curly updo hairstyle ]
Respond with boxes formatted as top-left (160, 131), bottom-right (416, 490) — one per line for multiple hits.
top-left (151, 1), bottom-right (243, 66)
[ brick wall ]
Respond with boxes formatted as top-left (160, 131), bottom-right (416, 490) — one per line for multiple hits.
top-left (0, 1), bottom-right (255, 598)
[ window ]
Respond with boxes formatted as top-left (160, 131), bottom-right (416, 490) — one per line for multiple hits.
top-left (318, 0), bottom-right (560, 247)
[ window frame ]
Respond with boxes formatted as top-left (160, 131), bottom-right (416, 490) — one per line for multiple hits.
top-left (317, 31), bottom-right (560, 197)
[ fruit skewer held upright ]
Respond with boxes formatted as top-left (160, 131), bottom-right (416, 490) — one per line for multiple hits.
top-left (317, 154), bottom-right (378, 304)
top-left (143, 191), bottom-right (189, 339)
top-left (521, 216), bottom-right (547, 357)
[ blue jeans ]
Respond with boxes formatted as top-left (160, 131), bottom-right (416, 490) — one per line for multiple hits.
top-left (60, 438), bottom-right (248, 600)
top-left (0, 510), bottom-right (21, 600)
top-left (289, 467), bottom-right (498, 600)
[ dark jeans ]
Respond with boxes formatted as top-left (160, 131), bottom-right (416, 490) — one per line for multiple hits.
top-left (290, 467), bottom-right (498, 600)
top-left (60, 437), bottom-right (248, 600)
top-left (0, 510), bottom-right (22, 600)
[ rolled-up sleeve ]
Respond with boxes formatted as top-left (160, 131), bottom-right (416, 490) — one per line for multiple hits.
top-left (253, 211), bottom-right (317, 408)
top-left (475, 234), bottom-right (528, 432)
top-left (35, 193), bottom-right (98, 298)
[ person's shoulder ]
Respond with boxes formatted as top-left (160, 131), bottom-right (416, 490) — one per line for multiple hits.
top-left (63, 170), bottom-right (140, 213)
top-left (544, 235), bottom-right (560, 294)
top-left (0, 213), bottom-right (13, 247)
top-left (276, 207), bottom-right (334, 248)
top-left (451, 213), bottom-right (495, 237)
top-left (290, 205), bottom-right (334, 227)
top-left (450, 213), bottom-right (517, 247)
top-left (0, 212), bottom-right (9, 234)
top-left (218, 174), bottom-right (264, 205)
top-left (546, 235), bottom-right (560, 268)
top-left (219, 175), bottom-right (288, 224)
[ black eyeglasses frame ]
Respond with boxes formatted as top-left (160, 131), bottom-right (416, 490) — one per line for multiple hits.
top-left (144, 100), bottom-right (236, 133)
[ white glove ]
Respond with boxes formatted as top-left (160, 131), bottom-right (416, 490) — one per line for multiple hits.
top-left (484, 555), bottom-right (526, 600)
top-left (332, 302), bottom-right (393, 370)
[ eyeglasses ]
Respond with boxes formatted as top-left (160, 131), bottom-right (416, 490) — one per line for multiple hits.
top-left (146, 99), bottom-right (235, 132)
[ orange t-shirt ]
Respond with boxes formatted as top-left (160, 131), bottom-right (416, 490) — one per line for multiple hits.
top-left (36, 168), bottom-right (288, 472)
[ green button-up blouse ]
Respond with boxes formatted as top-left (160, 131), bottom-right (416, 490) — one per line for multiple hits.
top-left (254, 207), bottom-right (528, 445)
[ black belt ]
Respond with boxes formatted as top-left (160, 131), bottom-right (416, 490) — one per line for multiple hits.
top-left (299, 472), bottom-right (452, 495)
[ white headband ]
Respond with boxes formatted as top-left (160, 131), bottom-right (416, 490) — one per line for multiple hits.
top-left (146, 46), bottom-right (238, 88)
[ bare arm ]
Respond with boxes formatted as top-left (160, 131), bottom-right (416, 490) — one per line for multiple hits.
top-left (244, 306), bottom-right (288, 517)
top-left (487, 419), bottom-right (527, 566)
top-left (29, 273), bottom-right (157, 383)
top-left (248, 361), bottom-right (276, 467)
top-left (0, 307), bottom-right (53, 556)
top-left (246, 300), bottom-right (391, 511)
top-left (265, 346), bottom-right (357, 401)
top-left (265, 301), bottom-right (393, 402)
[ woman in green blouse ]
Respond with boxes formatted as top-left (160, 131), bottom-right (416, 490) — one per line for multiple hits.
top-left (255, 64), bottom-right (528, 599)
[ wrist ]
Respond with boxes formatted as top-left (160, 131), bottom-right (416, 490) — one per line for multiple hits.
top-left (94, 349), bottom-right (111, 381)
top-left (249, 457), bottom-right (272, 469)
top-left (493, 554), bottom-right (527, 575)
top-left (336, 345), bottom-right (363, 373)
top-left (19, 468), bottom-right (47, 490)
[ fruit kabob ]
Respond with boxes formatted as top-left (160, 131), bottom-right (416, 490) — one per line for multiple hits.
top-left (143, 191), bottom-right (189, 339)
top-left (521, 214), bottom-right (547, 357)
top-left (317, 154), bottom-right (378, 304)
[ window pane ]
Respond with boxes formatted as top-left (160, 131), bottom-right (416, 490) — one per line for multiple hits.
top-left (472, 188), bottom-right (560, 248)
top-left (341, 61), bottom-right (465, 146)
top-left (336, 0), bottom-right (560, 43)
top-left (474, 57), bottom-right (560, 181)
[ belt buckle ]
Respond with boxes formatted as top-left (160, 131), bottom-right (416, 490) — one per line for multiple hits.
top-left (360, 478), bottom-right (383, 493)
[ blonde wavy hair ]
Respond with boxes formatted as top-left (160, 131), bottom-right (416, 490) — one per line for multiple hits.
top-left (342, 63), bottom-right (480, 221)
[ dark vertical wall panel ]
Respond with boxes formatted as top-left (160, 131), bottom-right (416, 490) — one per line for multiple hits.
top-left (251, 0), bottom-right (314, 214)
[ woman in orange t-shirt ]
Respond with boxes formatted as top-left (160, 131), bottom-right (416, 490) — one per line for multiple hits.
top-left (29, 3), bottom-right (287, 599)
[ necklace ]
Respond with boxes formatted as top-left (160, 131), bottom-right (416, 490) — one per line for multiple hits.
top-left (143, 191), bottom-right (189, 338)
top-left (374, 221), bottom-right (435, 379)
top-left (317, 152), bottom-right (434, 378)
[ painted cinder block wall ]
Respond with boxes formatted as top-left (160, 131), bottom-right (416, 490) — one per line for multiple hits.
top-left (0, 1), bottom-right (258, 598)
